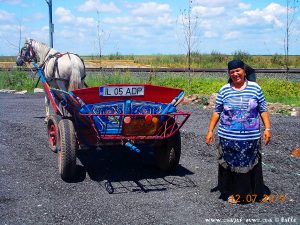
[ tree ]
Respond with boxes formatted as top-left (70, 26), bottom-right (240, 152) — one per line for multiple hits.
top-left (179, 0), bottom-right (199, 94)
top-left (284, 0), bottom-right (299, 95)
top-left (96, 10), bottom-right (110, 66)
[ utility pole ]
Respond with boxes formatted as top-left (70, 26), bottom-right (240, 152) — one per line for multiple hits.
top-left (46, 0), bottom-right (54, 47)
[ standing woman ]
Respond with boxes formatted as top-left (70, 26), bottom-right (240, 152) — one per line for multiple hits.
top-left (205, 59), bottom-right (272, 204)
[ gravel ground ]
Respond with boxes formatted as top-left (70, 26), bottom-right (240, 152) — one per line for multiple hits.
top-left (0, 92), bottom-right (299, 225)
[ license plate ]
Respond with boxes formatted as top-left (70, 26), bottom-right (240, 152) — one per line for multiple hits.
top-left (99, 86), bottom-right (144, 97)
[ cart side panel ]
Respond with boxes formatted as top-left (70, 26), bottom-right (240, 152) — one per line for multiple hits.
top-left (71, 84), bottom-right (182, 105)
top-left (85, 100), bottom-right (169, 135)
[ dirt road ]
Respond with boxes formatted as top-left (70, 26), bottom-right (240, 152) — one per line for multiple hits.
top-left (0, 93), bottom-right (299, 224)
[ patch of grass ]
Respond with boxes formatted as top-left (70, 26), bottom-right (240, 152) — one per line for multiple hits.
top-left (276, 108), bottom-right (291, 116)
top-left (1, 70), bottom-right (299, 107)
top-left (0, 70), bottom-right (37, 91)
top-left (86, 71), bottom-right (146, 87)
top-left (258, 78), bottom-right (300, 106)
top-left (265, 96), bottom-right (300, 107)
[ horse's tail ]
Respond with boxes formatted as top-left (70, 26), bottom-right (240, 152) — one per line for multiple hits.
top-left (69, 54), bottom-right (85, 91)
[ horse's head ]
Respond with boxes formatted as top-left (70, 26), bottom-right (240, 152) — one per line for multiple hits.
top-left (16, 39), bottom-right (37, 66)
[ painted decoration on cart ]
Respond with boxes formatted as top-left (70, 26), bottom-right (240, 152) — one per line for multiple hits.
top-left (86, 100), bottom-right (168, 135)
top-left (131, 101), bottom-right (166, 114)
top-left (88, 102), bottom-right (124, 134)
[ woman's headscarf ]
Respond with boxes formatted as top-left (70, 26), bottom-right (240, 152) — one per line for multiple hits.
top-left (227, 59), bottom-right (256, 82)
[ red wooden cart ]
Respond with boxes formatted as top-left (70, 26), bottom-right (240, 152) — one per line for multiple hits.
top-left (34, 63), bottom-right (190, 181)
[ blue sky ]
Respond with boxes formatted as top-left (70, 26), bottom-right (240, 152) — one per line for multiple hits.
top-left (0, 0), bottom-right (299, 56)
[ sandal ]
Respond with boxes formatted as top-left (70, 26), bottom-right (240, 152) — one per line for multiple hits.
top-left (228, 195), bottom-right (238, 204)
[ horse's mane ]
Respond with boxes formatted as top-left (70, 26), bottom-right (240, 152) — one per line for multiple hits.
top-left (27, 38), bottom-right (49, 49)
top-left (26, 38), bottom-right (55, 62)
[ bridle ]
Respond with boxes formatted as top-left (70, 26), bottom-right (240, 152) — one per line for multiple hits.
top-left (19, 40), bottom-right (37, 63)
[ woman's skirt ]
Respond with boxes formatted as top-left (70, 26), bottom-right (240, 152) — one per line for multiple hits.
top-left (214, 137), bottom-right (270, 201)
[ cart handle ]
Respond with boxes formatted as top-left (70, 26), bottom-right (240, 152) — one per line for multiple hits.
top-left (32, 62), bottom-right (62, 116)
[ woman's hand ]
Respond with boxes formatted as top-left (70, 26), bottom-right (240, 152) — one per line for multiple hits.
top-left (263, 130), bottom-right (271, 145)
top-left (205, 131), bottom-right (214, 145)
top-left (260, 112), bottom-right (271, 145)
top-left (205, 112), bottom-right (220, 146)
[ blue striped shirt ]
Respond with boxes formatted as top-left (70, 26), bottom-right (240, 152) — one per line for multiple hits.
top-left (214, 81), bottom-right (268, 140)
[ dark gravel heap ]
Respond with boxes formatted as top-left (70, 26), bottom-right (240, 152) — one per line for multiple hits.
top-left (0, 93), bottom-right (299, 225)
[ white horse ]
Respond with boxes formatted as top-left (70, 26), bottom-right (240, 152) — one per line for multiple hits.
top-left (16, 38), bottom-right (86, 119)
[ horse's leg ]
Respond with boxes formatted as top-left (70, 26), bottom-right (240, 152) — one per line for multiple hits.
top-left (45, 95), bottom-right (50, 123)
top-left (56, 80), bottom-right (69, 116)
top-left (56, 80), bottom-right (67, 93)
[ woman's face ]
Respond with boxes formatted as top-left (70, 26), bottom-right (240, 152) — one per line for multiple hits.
top-left (229, 68), bottom-right (246, 86)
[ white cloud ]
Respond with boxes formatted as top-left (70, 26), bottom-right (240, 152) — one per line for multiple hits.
top-left (127, 14), bottom-right (173, 28)
top-left (55, 7), bottom-right (95, 27)
top-left (236, 3), bottom-right (286, 28)
top-left (239, 2), bottom-right (251, 10)
top-left (0, 0), bottom-right (21, 4)
top-left (42, 26), bottom-right (48, 32)
top-left (192, 6), bottom-right (225, 17)
top-left (56, 7), bottom-right (75, 23)
top-left (33, 13), bottom-right (45, 20)
top-left (77, 17), bottom-right (95, 27)
top-left (193, 0), bottom-right (240, 7)
top-left (265, 3), bottom-right (286, 15)
top-left (0, 9), bottom-right (15, 22)
top-left (204, 31), bottom-right (218, 38)
top-left (77, 0), bottom-right (121, 13)
top-left (131, 27), bottom-right (151, 38)
top-left (103, 16), bottom-right (130, 24)
top-left (0, 24), bottom-right (21, 32)
top-left (131, 2), bottom-right (171, 16)
top-left (55, 29), bottom-right (87, 42)
top-left (223, 31), bottom-right (240, 39)
top-left (231, 17), bottom-right (248, 25)
top-left (157, 14), bottom-right (173, 26)
top-left (199, 20), bottom-right (213, 30)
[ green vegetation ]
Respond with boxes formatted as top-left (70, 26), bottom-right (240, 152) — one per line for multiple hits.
top-left (1, 52), bottom-right (300, 106)
top-left (0, 69), bottom-right (38, 91)
top-left (0, 70), bottom-right (299, 106)
top-left (87, 71), bottom-right (145, 85)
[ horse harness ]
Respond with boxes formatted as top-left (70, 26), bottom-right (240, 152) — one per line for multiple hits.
top-left (40, 52), bottom-right (86, 83)
top-left (21, 41), bottom-right (86, 83)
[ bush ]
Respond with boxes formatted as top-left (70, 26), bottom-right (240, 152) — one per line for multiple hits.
top-left (0, 69), bottom-right (36, 91)
top-left (232, 50), bottom-right (252, 63)
top-left (210, 50), bottom-right (227, 63)
top-left (271, 54), bottom-right (285, 67)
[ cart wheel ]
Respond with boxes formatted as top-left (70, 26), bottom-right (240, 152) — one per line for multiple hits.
top-left (47, 115), bottom-right (61, 153)
top-left (58, 119), bottom-right (78, 181)
top-left (155, 130), bottom-right (181, 172)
